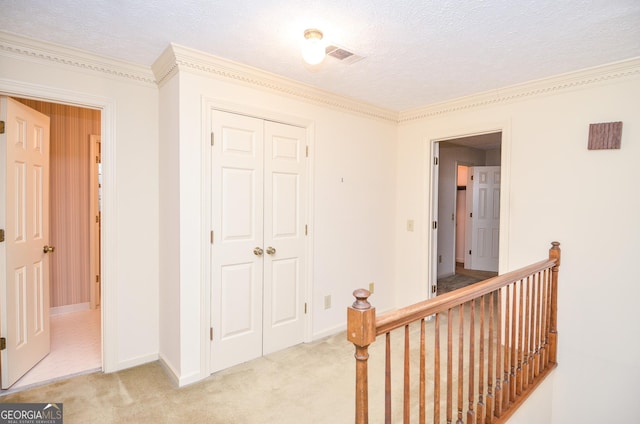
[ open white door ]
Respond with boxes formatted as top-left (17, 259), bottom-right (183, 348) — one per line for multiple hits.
top-left (0, 97), bottom-right (51, 388)
top-left (89, 135), bottom-right (101, 309)
top-left (465, 166), bottom-right (500, 272)
top-left (430, 142), bottom-right (439, 296)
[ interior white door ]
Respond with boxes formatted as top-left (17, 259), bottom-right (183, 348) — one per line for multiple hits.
top-left (211, 110), bottom-right (265, 372)
top-left (210, 111), bottom-right (307, 372)
top-left (465, 166), bottom-right (500, 272)
top-left (431, 142), bottom-right (440, 296)
top-left (0, 97), bottom-right (51, 388)
top-left (262, 120), bottom-right (307, 355)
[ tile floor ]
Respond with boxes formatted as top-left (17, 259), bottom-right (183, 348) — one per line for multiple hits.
top-left (6, 308), bottom-right (102, 393)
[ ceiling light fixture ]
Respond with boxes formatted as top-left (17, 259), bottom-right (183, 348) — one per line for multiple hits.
top-left (302, 28), bottom-right (325, 65)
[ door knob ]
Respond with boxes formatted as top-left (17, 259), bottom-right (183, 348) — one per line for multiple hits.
top-left (253, 247), bottom-right (264, 256)
top-left (266, 246), bottom-right (276, 255)
top-left (43, 245), bottom-right (55, 254)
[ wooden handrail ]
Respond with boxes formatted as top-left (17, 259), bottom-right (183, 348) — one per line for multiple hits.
top-left (348, 241), bottom-right (561, 424)
top-left (375, 258), bottom-right (555, 335)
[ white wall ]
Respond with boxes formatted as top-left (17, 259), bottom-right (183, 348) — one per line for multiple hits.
top-left (154, 45), bottom-right (398, 384)
top-left (0, 34), bottom-right (160, 372)
top-left (396, 61), bottom-right (640, 423)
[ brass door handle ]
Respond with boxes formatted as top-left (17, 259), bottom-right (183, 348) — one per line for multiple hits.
top-left (266, 246), bottom-right (276, 255)
top-left (43, 245), bottom-right (55, 254)
top-left (253, 247), bottom-right (264, 256)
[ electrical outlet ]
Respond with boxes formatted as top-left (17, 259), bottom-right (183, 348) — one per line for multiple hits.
top-left (369, 282), bottom-right (375, 294)
top-left (406, 219), bottom-right (414, 232)
top-left (324, 295), bottom-right (331, 309)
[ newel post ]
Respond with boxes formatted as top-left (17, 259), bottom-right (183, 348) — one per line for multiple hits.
top-left (348, 289), bottom-right (377, 424)
top-left (548, 241), bottom-right (561, 364)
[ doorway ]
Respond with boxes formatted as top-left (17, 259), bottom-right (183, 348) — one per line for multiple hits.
top-left (434, 132), bottom-right (502, 295)
top-left (7, 98), bottom-right (102, 390)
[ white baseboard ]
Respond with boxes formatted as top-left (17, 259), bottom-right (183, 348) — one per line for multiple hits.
top-left (312, 323), bottom-right (346, 341)
top-left (111, 353), bottom-right (158, 373)
top-left (158, 354), bottom-right (207, 388)
top-left (158, 354), bottom-right (180, 387)
top-left (50, 302), bottom-right (91, 316)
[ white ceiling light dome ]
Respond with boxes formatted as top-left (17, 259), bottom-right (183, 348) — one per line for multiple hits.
top-left (302, 28), bottom-right (325, 65)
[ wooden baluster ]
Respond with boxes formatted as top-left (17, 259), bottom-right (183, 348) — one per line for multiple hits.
top-left (540, 269), bottom-right (549, 369)
top-left (502, 285), bottom-right (511, 409)
top-left (420, 319), bottom-right (426, 424)
top-left (404, 324), bottom-right (411, 424)
top-left (529, 275), bottom-right (537, 386)
top-left (516, 278), bottom-right (524, 396)
top-left (522, 276), bottom-right (531, 391)
top-left (511, 281), bottom-right (518, 401)
top-left (447, 308), bottom-right (453, 424)
top-left (548, 242), bottom-right (561, 364)
top-left (534, 272), bottom-right (542, 378)
top-left (486, 292), bottom-right (495, 423)
top-left (494, 289), bottom-right (503, 418)
top-left (435, 313), bottom-right (441, 424)
top-left (468, 300), bottom-right (476, 424)
top-left (457, 304), bottom-right (465, 424)
top-left (386, 332), bottom-right (392, 424)
top-left (477, 295), bottom-right (486, 424)
top-left (545, 267), bottom-right (553, 369)
top-left (348, 289), bottom-right (377, 424)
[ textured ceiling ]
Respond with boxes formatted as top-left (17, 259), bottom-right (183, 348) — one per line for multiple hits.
top-left (1, 0), bottom-right (639, 111)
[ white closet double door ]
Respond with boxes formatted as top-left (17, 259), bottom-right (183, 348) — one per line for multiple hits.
top-left (210, 110), bottom-right (307, 372)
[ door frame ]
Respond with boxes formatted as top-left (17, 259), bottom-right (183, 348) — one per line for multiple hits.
top-left (200, 98), bottom-right (315, 375)
top-left (424, 122), bottom-right (511, 298)
top-left (0, 78), bottom-right (116, 372)
top-left (89, 134), bottom-right (101, 310)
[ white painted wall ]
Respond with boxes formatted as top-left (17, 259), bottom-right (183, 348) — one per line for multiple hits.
top-left (154, 47), bottom-right (397, 384)
top-left (0, 37), bottom-right (160, 372)
top-left (396, 65), bottom-right (640, 423)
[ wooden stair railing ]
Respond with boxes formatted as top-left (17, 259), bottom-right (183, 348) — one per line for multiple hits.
top-left (348, 242), bottom-right (560, 424)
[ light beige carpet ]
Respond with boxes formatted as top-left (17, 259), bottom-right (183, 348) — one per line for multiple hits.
top-left (1, 330), bottom-right (361, 423)
top-left (0, 313), bottom-right (483, 423)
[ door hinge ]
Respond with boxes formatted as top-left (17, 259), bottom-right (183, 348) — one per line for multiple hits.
top-left (210, 327), bottom-right (214, 341)
top-left (210, 230), bottom-right (214, 244)
top-left (433, 221), bottom-right (437, 229)
top-left (96, 215), bottom-right (99, 223)
top-left (95, 155), bottom-right (99, 164)
top-left (0, 228), bottom-right (4, 243)
top-left (469, 250), bottom-right (472, 255)
top-left (0, 337), bottom-right (6, 351)
top-left (0, 121), bottom-right (4, 134)
top-left (211, 132), bottom-right (215, 146)
top-left (304, 303), bottom-right (308, 314)
top-left (471, 175), bottom-right (474, 181)
top-left (432, 285), bottom-right (437, 294)
top-left (469, 212), bottom-right (473, 218)
top-left (305, 146), bottom-right (309, 157)
top-left (434, 156), bottom-right (438, 165)
top-left (305, 224), bottom-right (308, 236)
top-left (96, 275), bottom-right (100, 283)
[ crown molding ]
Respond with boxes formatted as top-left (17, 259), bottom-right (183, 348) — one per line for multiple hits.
top-left (151, 43), bottom-right (399, 123)
top-left (399, 57), bottom-right (640, 124)
top-left (3, 31), bottom-right (637, 125)
top-left (0, 31), bottom-right (156, 85)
